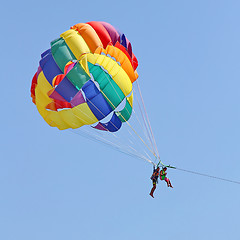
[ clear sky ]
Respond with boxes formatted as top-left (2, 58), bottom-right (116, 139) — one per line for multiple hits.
top-left (1, 0), bottom-right (240, 239)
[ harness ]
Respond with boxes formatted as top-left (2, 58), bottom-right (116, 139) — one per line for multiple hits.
top-left (151, 168), bottom-right (160, 182)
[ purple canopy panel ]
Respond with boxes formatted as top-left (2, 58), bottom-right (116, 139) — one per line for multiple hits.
top-left (92, 122), bottom-right (107, 131)
top-left (49, 90), bottom-right (67, 102)
top-left (127, 41), bottom-right (133, 58)
top-left (70, 90), bottom-right (86, 107)
top-left (37, 66), bottom-right (42, 77)
top-left (100, 22), bottom-right (120, 45)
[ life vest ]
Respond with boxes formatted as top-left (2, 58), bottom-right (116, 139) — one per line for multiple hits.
top-left (151, 169), bottom-right (160, 181)
top-left (160, 170), bottom-right (166, 180)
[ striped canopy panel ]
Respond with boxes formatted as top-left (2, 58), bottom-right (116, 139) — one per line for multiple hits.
top-left (31, 21), bottom-right (138, 132)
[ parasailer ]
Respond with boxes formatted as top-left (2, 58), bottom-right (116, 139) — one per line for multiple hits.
top-left (149, 166), bottom-right (160, 198)
top-left (160, 167), bottom-right (173, 188)
top-left (149, 164), bottom-right (173, 198)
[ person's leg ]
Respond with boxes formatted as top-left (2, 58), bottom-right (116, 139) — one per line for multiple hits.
top-left (165, 178), bottom-right (173, 188)
top-left (165, 178), bottom-right (170, 187)
top-left (150, 183), bottom-right (156, 198)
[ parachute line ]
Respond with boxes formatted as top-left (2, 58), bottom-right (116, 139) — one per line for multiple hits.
top-left (98, 86), bottom-right (157, 158)
top-left (133, 89), bottom-right (157, 157)
top-left (174, 167), bottom-right (240, 185)
top-left (136, 81), bottom-right (160, 159)
top-left (156, 163), bottom-right (240, 185)
top-left (132, 108), bottom-right (155, 153)
top-left (69, 128), bottom-right (155, 165)
top-left (53, 94), bottom-right (153, 164)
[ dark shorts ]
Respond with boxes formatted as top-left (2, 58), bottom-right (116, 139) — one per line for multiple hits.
top-left (152, 178), bottom-right (158, 185)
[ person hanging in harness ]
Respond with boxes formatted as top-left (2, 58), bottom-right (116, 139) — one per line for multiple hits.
top-left (160, 167), bottom-right (173, 188)
top-left (149, 166), bottom-right (160, 198)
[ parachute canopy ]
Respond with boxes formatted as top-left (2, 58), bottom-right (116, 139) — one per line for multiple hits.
top-left (31, 21), bottom-right (138, 132)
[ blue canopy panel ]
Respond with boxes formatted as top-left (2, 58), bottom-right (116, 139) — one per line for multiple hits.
top-left (93, 112), bottom-right (122, 132)
top-left (120, 34), bottom-right (127, 48)
top-left (54, 76), bottom-right (79, 102)
top-left (39, 49), bottom-right (62, 86)
top-left (82, 80), bottom-right (112, 120)
top-left (115, 31), bottom-right (132, 57)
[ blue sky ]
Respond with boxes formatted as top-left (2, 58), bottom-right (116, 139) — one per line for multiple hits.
top-left (1, 0), bottom-right (240, 239)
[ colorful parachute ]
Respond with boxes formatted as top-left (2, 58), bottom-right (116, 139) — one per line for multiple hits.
top-left (31, 21), bottom-right (138, 132)
top-left (31, 21), bottom-right (160, 165)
